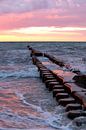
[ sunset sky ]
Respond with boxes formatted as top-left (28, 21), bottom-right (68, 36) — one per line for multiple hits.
top-left (0, 0), bottom-right (86, 41)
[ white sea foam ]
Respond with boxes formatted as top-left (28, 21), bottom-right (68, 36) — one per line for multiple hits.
top-left (15, 91), bottom-right (43, 113)
top-left (15, 92), bottom-right (71, 130)
top-left (0, 67), bottom-right (39, 79)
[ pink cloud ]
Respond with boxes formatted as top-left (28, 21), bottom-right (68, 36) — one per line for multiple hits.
top-left (0, 0), bottom-right (86, 31)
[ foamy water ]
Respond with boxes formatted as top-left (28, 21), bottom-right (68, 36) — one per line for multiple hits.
top-left (0, 42), bottom-right (86, 130)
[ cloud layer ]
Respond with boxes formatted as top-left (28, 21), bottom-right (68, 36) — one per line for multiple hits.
top-left (0, 0), bottom-right (86, 41)
top-left (0, 0), bottom-right (86, 14)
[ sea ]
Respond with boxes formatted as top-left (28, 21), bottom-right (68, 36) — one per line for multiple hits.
top-left (0, 42), bottom-right (86, 130)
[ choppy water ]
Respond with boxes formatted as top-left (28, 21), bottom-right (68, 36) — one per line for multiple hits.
top-left (0, 42), bottom-right (86, 130)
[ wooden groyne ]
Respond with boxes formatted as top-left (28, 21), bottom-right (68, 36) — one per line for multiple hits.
top-left (27, 45), bottom-right (86, 120)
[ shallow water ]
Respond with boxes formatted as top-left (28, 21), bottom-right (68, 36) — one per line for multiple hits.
top-left (0, 42), bottom-right (86, 130)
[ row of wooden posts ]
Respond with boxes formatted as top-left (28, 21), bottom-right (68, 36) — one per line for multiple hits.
top-left (27, 45), bottom-right (86, 120)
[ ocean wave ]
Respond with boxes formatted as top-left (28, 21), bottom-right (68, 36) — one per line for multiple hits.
top-left (0, 67), bottom-right (39, 79)
top-left (0, 50), bottom-right (31, 65)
